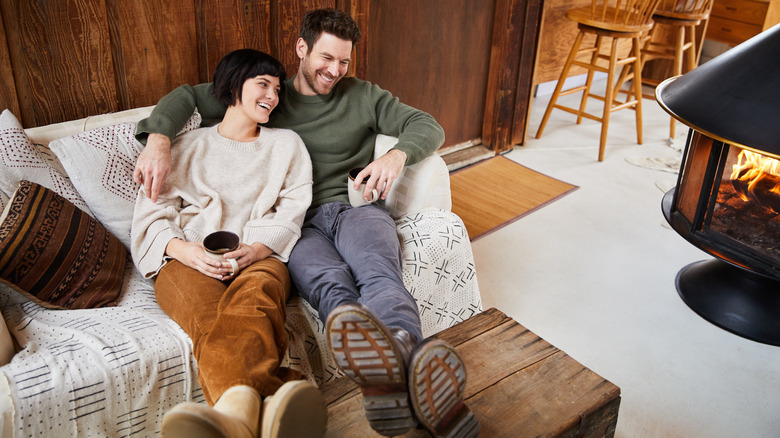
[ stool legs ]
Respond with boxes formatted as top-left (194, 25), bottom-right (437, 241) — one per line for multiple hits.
top-left (536, 31), bottom-right (585, 140)
top-left (578, 36), bottom-right (604, 125)
top-left (598, 38), bottom-right (619, 162)
top-left (536, 29), bottom-right (644, 162)
top-left (631, 35), bottom-right (644, 147)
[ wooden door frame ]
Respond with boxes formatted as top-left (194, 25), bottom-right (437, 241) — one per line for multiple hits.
top-left (483, 0), bottom-right (544, 153)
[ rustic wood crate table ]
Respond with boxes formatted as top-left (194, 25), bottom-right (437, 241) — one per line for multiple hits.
top-left (320, 307), bottom-right (621, 437)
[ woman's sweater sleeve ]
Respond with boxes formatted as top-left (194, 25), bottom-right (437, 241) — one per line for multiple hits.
top-left (243, 134), bottom-right (313, 262)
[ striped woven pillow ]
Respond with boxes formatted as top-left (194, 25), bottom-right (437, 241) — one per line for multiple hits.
top-left (0, 180), bottom-right (126, 309)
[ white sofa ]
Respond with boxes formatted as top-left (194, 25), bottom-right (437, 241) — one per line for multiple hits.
top-left (0, 107), bottom-right (482, 437)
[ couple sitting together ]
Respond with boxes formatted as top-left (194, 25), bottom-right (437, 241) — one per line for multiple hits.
top-left (130, 8), bottom-right (479, 438)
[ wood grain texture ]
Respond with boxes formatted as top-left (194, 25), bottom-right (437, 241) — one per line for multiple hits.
top-left (106, 0), bottom-right (200, 110)
top-left (3, 0), bottom-right (118, 127)
top-left (483, 0), bottom-right (544, 151)
top-left (197, 0), bottom-right (274, 83)
top-left (0, 8), bottom-right (20, 118)
top-left (0, 0), bottom-right (539, 141)
top-left (366, 0), bottom-right (496, 150)
top-left (450, 156), bottom-right (578, 240)
top-left (321, 308), bottom-right (621, 438)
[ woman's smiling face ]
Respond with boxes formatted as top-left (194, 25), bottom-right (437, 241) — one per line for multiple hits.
top-left (237, 74), bottom-right (281, 124)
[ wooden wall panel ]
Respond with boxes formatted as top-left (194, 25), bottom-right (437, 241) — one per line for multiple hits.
top-left (197, 0), bottom-right (274, 83)
top-left (366, 0), bottom-right (496, 149)
top-left (0, 10), bottom-right (20, 118)
top-left (2, 0), bottom-right (118, 127)
top-left (106, 0), bottom-right (200, 110)
top-left (0, 0), bottom-right (538, 144)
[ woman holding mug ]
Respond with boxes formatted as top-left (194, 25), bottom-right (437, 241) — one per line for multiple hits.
top-left (130, 49), bottom-right (319, 438)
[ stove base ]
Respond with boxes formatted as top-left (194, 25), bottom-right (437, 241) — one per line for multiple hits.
top-left (676, 258), bottom-right (780, 346)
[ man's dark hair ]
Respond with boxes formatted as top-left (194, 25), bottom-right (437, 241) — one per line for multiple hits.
top-left (299, 8), bottom-right (361, 52)
top-left (212, 49), bottom-right (286, 108)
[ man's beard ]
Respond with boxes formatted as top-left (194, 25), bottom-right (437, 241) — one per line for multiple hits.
top-left (301, 62), bottom-right (339, 95)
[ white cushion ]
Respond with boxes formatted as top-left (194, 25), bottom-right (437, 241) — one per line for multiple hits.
top-left (0, 110), bottom-right (92, 215)
top-left (25, 106), bottom-right (156, 147)
top-left (49, 111), bottom-right (202, 249)
top-left (373, 134), bottom-right (452, 218)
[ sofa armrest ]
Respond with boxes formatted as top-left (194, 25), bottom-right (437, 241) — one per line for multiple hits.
top-left (373, 134), bottom-right (452, 219)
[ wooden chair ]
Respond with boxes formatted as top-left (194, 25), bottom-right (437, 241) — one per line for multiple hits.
top-left (535, 0), bottom-right (661, 161)
top-left (639, 0), bottom-right (713, 138)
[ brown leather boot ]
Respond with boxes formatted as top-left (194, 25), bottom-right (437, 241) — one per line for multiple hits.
top-left (326, 303), bottom-right (418, 436)
top-left (161, 385), bottom-right (261, 438)
top-left (390, 328), bottom-right (418, 365)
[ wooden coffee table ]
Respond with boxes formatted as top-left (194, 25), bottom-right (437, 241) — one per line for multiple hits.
top-left (320, 307), bottom-right (620, 437)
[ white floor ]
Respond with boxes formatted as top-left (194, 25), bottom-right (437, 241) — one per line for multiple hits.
top-left (470, 82), bottom-right (780, 437)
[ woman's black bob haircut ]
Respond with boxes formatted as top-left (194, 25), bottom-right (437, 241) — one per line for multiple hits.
top-left (212, 49), bottom-right (287, 108)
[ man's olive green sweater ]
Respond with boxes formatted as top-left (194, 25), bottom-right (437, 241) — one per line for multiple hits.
top-left (136, 77), bottom-right (445, 207)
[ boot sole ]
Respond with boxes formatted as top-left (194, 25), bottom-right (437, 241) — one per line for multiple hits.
top-left (326, 305), bottom-right (416, 436)
top-left (409, 340), bottom-right (479, 438)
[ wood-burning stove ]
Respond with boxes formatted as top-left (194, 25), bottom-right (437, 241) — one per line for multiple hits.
top-left (656, 25), bottom-right (780, 346)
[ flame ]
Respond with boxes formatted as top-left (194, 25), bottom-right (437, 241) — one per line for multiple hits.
top-left (730, 150), bottom-right (780, 214)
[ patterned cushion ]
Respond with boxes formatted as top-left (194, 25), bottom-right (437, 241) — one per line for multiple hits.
top-left (0, 181), bottom-right (126, 309)
top-left (48, 110), bottom-right (201, 249)
top-left (0, 110), bottom-right (92, 215)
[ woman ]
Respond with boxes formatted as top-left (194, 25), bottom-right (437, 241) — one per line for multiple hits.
top-left (130, 49), bottom-right (322, 438)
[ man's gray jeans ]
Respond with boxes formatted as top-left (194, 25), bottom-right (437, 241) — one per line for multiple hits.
top-left (287, 202), bottom-right (423, 342)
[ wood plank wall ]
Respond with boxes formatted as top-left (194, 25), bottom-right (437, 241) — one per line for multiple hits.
top-left (0, 0), bottom-right (541, 152)
top-left (365, 1), bottom-right (496, 150)
top-left (0, 0), bottom-right (357, 128)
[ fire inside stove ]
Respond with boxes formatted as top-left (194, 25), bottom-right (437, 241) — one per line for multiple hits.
top-left (669, 131), bottom-right (780, 278)
top-left (705, 145), bottom-right (780, 272)
top-left (730, 150), bottom-right (780, 213)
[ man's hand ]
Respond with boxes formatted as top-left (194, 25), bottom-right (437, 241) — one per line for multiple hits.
top-left (354, 149), bottom-right (407, 201)
top-left (134, 133), bottom-right (172, 203)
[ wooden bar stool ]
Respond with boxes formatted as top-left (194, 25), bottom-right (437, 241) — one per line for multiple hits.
top-left (640, 0), bottom-right (713, 138)
top-left (535, 0), bottom-right (661, 161)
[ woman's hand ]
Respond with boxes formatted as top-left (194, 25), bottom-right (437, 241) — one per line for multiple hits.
top-left (219, 242), bottom-right (273, 279)
top-left (166, 240), bottom-right (273, 281)
top-left (165, 239), bottom-right (232, 280)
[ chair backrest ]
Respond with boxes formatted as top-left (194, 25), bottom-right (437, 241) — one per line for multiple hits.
top-left (655, 0), bottom-right (713, 19)
top-left (590, 0), bottom-right (660, 27)
top-left (568, 0), bottom-right (662, 33)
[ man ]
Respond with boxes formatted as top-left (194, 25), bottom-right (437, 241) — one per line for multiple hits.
top-left (134, 8), bottom-right (478, 438)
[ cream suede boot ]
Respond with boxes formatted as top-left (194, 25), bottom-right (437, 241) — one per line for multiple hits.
top-left (161, 385), bottom-right (261, 438)
top-left (260, 380), bottom-right (327, 438)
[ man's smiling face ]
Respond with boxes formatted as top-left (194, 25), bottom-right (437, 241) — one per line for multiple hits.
top-left (295, 32), bottom-right (352, 96)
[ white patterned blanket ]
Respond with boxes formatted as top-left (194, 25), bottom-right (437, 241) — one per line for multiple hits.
top-left (0, 208), bottom-right (480, 437)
